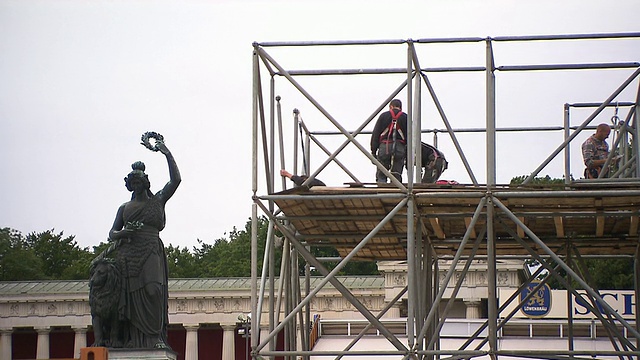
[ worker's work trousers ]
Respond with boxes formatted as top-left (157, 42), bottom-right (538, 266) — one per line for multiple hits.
top-left (376, 141), bottom-right (406, 183)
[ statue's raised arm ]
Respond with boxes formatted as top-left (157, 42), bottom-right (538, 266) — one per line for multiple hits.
top-left (155, 140), bottom-right (181, 203)
top-left (141, 131), bottom-right (181, 203)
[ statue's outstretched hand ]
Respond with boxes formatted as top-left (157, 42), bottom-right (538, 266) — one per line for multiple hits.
top-left (156, 141), bottom-right (170, 155)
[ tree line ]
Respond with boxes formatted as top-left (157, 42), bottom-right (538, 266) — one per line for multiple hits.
top-left (0, 198), bottom-right (632, 288)
top-left (0, 217), bottom-right (377, 281)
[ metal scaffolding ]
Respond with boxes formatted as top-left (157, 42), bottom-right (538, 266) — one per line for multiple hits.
top-left (251, 33), bottom-right (640, 359)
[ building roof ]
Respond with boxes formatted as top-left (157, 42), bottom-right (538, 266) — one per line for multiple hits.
top-left (0, 276), bottom-right (384, 296)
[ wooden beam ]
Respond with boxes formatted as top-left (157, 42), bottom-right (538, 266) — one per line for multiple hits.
top-left (429, 218), bottom-right (446, 239)
top-left (630, 216), bottom-right (639, 236)
top-left (596, 216), bottom-right (605, 237)
top-left (464, 217), bottom-right (477, 239)
top-left (517, 217), bottom-right (525, 238)
top-left (554, 216), bottom-right (565, 238)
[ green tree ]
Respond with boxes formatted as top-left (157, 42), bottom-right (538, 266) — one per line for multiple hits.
top-left (191, 216), bottom-right (281, 277)
top-left (587, 258), bottom-right (633, 289)
top-left (1, 215), bottom-right (380, 281)
top-left (91, 241), bottom-right (112, 257)
top-left (304, 246), bottom-right (378, 276)
top-left (0, 228), bottom-right (46, 280)
top-left (24, 229), bottom-right (91, 280)
top-left (546, 258), bottom-right (634, 290)
top-left (510, 174), bottom-right (570, 187)
top-left (189, 217), bottom-right (378, 278)
top-left (166, 244), bottom-right (199, 278)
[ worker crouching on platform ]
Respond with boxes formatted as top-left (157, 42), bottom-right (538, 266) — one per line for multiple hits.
top-left (419, 142), bottom-right (448, 183)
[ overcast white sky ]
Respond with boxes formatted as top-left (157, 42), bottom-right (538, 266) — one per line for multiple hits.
top-left (1, 0), bottom-right (639, 251)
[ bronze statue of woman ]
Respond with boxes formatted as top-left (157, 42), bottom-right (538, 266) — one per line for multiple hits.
top-left (108, 133), bottom-right (181, 349)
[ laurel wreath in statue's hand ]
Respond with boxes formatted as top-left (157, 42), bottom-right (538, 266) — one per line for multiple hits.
top-left (141, 132), bottom-right (164, 152)
top-left (125, 221), bottom-right (144, 230)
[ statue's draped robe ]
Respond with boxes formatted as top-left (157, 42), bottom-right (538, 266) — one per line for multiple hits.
top-left (116, 196), bottom-right (170, 348)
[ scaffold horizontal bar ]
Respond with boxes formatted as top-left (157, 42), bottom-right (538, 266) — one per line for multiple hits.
top-left (311, 124), bottom-right (606, 136)
top-left (414, 192), bottom-right (487, 198)
top-left (568, 101), bottom-right (636, 107)
top-left (255, 39), bottom-right (407, 47)
top-left (258, 350), bottom-right (412, 356)
top-left (497, 62), bottom-right (640, 71)
top-left (415, 37), bottom-right (485, 43)
top-left (275, 66), bottom-right (486, 76)
top-left (255, 33), bottom-right (640, 48)
top-left (420, 210), bottom-right (639, 218)
top-left (494, 349), bottom-right (640, 357)
top-left (276, 214), bottom-right (385, 221)
top-left (297, 233), bottom-right (407, 241)
top-left (259, 193), bottom-right (408, 200)
top-left (493, 189), bottom-right (640, 197)
top-left (491, 32), bottom-right (640, 42)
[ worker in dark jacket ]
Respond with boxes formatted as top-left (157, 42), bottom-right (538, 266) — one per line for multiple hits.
top-left (280, 169), bottom-right (325, 188)
top-left (371, 99), bottom-right (408, 183)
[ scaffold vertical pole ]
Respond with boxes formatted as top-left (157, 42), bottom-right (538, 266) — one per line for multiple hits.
top-left (636, 70), bottom-right (640, 335)
top-left (486, 198), bottom-right (497, 359)
top-left (564, 103), bottom-right (571, 184)
top-left (433, 255), bottom-right (440, 357)
top-left (304, 247), bottom-right (311, 360)
top-left (486, 38), bottom-right (496, 188)
top-left (293, 109), bottom-right (299, 175)
top-left (251, 44), bottom-right (260, 360)
top-left (566, 241), bottom-right (575, 353)
top-left (634, 80), bottom-right (640, 177)
top-left (414, 66), bottom-right (422, 184)
top-left (486, 37), bottom-right (498, 359)
top-left (407, 41), bottom-right (414, 191)
top-left (635, 245), bottom-right (640, 349)
top-left (406, 39), bottom-right (416, 351)
top-left (269, 77), bottom-right (275, 198)
top-left (425, 236), bottom-right (433, 360)
top-left (304, 128), bottom-right (310, 176)
top-left (269, 231), bottom-right (275, 356)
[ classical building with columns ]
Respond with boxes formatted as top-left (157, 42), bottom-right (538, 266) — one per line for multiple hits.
top-left (0, 260), bottom-right (522, 359)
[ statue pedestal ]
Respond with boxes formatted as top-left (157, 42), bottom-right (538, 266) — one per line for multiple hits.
top-left (107, 348), bottom-right (177, 360)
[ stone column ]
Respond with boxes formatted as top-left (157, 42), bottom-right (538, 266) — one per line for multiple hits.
top-left (0, 328), bottom-right (12, 360)
top-left (35, 327), bottom-right (50, 360)
top-left (184, 324), bottom-right (200, 360)
top-left (73, 326), bottom-right (88, 359)
top-left (464, 300), bottom-right (482, 319)
top-left (221, 324), bottom-right (236, 360)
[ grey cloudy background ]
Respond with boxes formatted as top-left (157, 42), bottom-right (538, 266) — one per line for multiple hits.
top-left (1, 0), bottom-right (639, 250)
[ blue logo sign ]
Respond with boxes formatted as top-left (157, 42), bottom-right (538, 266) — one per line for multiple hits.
top-left (520, 280), bottom-right (552, 318)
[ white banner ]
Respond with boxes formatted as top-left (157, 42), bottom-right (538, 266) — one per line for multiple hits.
top-left (499, 289), bottom-right (636, 319)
